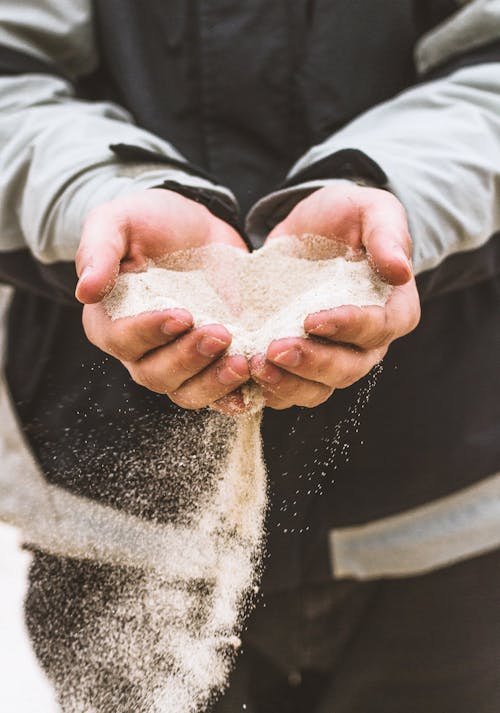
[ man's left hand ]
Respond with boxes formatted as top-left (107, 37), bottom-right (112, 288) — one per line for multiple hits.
top-left (250, 183), bottom-right (421, 409)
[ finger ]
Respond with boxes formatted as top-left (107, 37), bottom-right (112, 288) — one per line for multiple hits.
top-left (211, 390), bottom-right (251, 416)
top-left (261, 378), bottom-right (333, 410)
top-left (305, 280), bottom-right (420, 348)
top-left (82, 306), bottom-right (193, 362)
top-left (360, 193), bottom-right (413, 285)
top-left (250, 355), bottom-right (333, 409)
top-left (170, 355), bottom-right (250, 410)
top-left (125, 324), bottom-right (232, 394)
top-left (268, 186), bottom-right (413, 285)
top-left (75, 206), bottom-right (128, 304)
top-left (305, 305), bottom-right (389, 349)
top-left (267, 186), bottom-right (361, 244)
top-left (265, 338), bottom-right (386, 389)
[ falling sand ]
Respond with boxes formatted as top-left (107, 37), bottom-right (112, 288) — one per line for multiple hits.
top-left (35, 236), bottom-right (390, 712)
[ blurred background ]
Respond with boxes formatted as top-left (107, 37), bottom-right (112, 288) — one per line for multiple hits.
top-left (0, 521), bottom-right (58, 711)
top-left (0, 286), bottom-right (58, 711)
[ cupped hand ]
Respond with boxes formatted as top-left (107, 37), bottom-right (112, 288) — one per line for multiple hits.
top-left (76, 189), bottom-right (250, 411)
top-left (250, 183), bottom-right (421, 409)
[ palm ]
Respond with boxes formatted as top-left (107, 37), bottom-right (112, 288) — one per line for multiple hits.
top-left (266, 183), bottom-right (412, 286)
top-left (118, 189), bottom-right (247, 272)
top-left (76, 188), bottom-right (247, 304)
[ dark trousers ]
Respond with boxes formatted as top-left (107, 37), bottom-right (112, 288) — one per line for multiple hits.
top-left (25, 548), bottom-right (500, 712)
top-left (212, 549), bottom-right (500, 713)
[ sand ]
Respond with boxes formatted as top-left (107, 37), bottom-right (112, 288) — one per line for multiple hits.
top-left (104, 235), bottom-right (391, 413)
top-left (105, 235), bottom-right (392, 358)
top-left (0, 240), bottom-right (392, 712)
top-left (97, 235), bottom-right (392, 711)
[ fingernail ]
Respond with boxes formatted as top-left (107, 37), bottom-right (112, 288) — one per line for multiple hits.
top-left (398, 248), bottom-right (412, 270)
top-left (161, 316), bottom-right (191, 336)
top-left (272, 347), bottom-right (301, 367)
top-left (76, 265), bottom-right (92, 295)
top-left (197, 335), bottom-right (228, 358)
top-left (217, 365), bottom-right (245, 386)
top-left (79, 265), bottom-right (93, 282)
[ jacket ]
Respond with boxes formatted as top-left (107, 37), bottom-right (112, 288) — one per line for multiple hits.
top-left (0, 0), bottom-right (499, 591)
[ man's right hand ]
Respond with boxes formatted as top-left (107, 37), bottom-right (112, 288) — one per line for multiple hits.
top-left (75, 189), bottom-right (250, 411)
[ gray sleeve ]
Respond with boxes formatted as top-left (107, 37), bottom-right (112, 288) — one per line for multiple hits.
top-left (0, 0), bottom-right (236, 264)
top-left (247, 0), bottom-right (500, 280)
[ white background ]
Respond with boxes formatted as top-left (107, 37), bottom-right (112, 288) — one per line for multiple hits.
top-left (0, 287), bottom-right (58, 711)
top-left (0, 521), bottom-right (58, 712)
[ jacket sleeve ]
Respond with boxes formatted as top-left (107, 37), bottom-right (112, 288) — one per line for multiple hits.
top-left (246, 0), bottom-right (500, 300)
top-left (0, 0), bottom-right (236, 298)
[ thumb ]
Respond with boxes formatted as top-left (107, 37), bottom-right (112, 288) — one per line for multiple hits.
top-left (361, 194), bottom-right (413, 286)
top-left (75, 207), bottom-right (127, 304)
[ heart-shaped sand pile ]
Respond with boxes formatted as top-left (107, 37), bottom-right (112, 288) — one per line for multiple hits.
top-left (104, 235), bottom-right (392, 357)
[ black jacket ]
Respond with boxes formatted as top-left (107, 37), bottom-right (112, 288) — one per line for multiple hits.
top-left (1, 0), bottom-right (499, 589)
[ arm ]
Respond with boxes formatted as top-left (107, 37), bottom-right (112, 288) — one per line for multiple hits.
top-left (0, 0), bottom-right (237, 298)
top-left (0, 0), bottom-right (250, 412)
top-left (248, 1), bottom-right (500, 409)
top-left (247, 0), bottom-right (500, 300)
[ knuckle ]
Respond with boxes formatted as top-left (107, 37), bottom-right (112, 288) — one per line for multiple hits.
top-left (267, 399), bottom-right (290, 411)
top-left (303, 386), bottom-right (334, 408)
top-left (102, 329), bottom-right (134, 361)
top-left (103, 335), bottom-right (128, 361)
top-left (268, 382), bottom-right (293, 398)
top-left (138, 327), bottom-right (162, 353)
top-left (88, 329), bottom-right (115, 357)
top-left (173, 340), bottom-right (203, 374)
top-left (373, 312), bottom-right (395, 347)
top-left (168, 392), bottom-right (188, 408)
top-left (338, 349), bottom-right (387, 389)
top-left (368, 327), bottom-right (393, 349)
top-left (169, 390), bottom-right (204, 410)
top-left (334, 352), bottom-right (367, 388)
top-left (295, 383), bottom-right (331, 407)
top-left (131, 365), bottom-right (164, 394)
top-left (176, 353), bottom-right (197, 375)
top-left (336, 371), bottom-right (361, 389)
top-left (262, 391), bottom-right (288, 410)
top-left (117, 320), bottom-right (164, 361)
top-left (100, 336), bottom-right (118, 358)
top-left (113, 346), bottom-right (136, 363)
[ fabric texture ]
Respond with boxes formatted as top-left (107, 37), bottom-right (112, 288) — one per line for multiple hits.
top-left (1, 2), bottom-right (500, 708)
top-left (210, 548), bottom-right (500, 713)
top-left (0, 0), bottom-right (499, 590)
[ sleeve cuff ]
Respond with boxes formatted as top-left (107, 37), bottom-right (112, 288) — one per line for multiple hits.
top-left (245, 179), bottom-right (352, 246)
top-left (245, 147), bottom-right (389, 246)
top-left (37, 159), bottom-right (239, 263)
